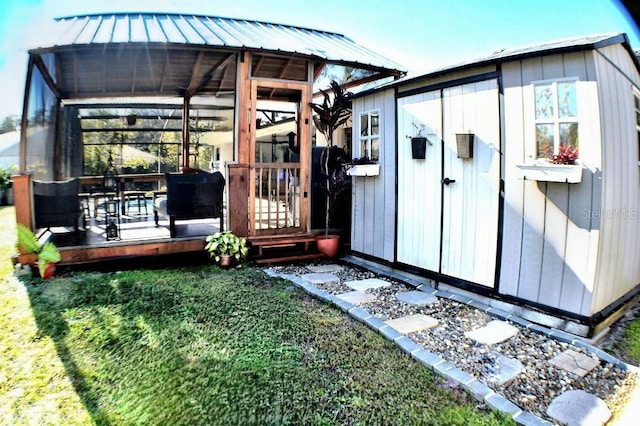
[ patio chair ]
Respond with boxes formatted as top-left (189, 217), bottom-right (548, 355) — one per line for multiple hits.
top-left (32, 178), bottom-right (85, 235)
top-left (154, 171), bottom-right (225, 238)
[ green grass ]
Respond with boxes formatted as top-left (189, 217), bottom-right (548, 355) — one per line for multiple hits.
top-left (620, 319), bottom-right (640, 365)
top-left (0, 206), bottom-right (516, 425)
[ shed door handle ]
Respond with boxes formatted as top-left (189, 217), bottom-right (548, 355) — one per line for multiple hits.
top-left (442, 177), bottom-right (456, 185)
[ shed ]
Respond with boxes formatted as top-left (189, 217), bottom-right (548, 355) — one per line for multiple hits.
top-left (350, 33), bottom-right (640, 336)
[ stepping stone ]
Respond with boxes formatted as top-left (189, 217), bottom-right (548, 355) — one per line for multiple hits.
top-left (336, 290), bottom-right (376, 305)
top-left (385, 314), bottom-right (439, 334)
top-left (344, 278), bottom-right (390, 291)
top-left (546, 390), bottom-right (611, 425)
top-left (306, 264), bottom-right (343, 273)
top-left (464, 320), bottom-right (519, 345)
top-left (549, 349), bottom-right (600, 377)
top-left (480, 351), bottom-right (524, 385)
top-left (396, 291), bottom-right (438, 306)
top-left (300, 273), bottom-right (340, 285)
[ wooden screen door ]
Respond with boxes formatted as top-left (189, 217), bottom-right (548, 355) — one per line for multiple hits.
top-left (249, 80), bottom-right (311, 235)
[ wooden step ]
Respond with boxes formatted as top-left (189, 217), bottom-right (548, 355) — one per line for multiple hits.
top-left (248, 232), bottom-right (323, 264)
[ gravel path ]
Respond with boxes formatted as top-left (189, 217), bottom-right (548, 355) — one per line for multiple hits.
top-left (269, 262), bottom-right (639, 422)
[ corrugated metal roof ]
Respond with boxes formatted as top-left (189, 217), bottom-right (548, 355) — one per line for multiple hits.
top-left (32, 12), bottom-right (404, 75)
top-left (355, 32), bottom-right (634, 97)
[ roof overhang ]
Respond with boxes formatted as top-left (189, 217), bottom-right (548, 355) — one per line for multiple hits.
top-left (28, 13), bottom-right (406, 101)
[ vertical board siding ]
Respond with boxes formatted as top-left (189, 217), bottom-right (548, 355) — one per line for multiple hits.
top-left (396, 91), bottom-right (442, 270)
top-left (441, 80), bottom-right (500, 287)
top-left (350, 89), bottom-right (396, 261)
top-left (500, 51), bottom-right (603, 315)
top-left (591, 45), bottom-right (640, 314)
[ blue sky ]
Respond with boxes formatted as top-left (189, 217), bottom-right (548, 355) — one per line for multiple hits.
top-left (0, 0), bottom-right (638, 117)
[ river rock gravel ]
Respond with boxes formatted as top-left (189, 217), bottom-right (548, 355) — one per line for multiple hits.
top-left (268, 262), bottom-right (639, 422)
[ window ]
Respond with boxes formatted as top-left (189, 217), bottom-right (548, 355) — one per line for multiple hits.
top-left (358, 110), bottom-right (380, 160)
top-left (634, 89), bottom-right (640, 165)
top-left (534, 80), bottom-right (578, 160)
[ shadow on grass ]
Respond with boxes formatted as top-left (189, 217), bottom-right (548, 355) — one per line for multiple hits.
top-left (21, 264), bottom-right (513, 425)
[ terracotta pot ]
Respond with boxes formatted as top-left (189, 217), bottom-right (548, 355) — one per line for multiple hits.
top-left (219, 255), bottom-right (232, 269)
top-left (42, 263), bottom-right (56, 279)
top-left (316, 235), bottom-right (340, 258)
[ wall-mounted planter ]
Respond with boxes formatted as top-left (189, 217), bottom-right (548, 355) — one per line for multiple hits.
top-left (346, 164), bottom-right (380, 177)
top-left (516, 164), bottom-right (583, 183)
top-left (456, 133), bottom-right (474, 159)
top-left (411, 137), bottom-right (427, 159)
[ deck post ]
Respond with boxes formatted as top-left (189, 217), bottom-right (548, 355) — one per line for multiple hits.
top-left (228, 164), bottom-right (249, 237)
top-left (13, 173), bottom-right (33, 230)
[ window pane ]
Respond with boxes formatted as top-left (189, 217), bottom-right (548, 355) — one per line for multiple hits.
top-left (360, 114), bottom-right (369, 136)
top-left (371, 112), bottom-right (379, 136)
top-left (360, 139), bottom-right (368, 157)
top-left (559, 123), bottom-right (579, 148)
top-left (535, 84), bottom-right (554, 119)
top-left (635, 95), bottom-right (640, 111)
top-left (558, 82), bottom-right (577, 118)
top-left (636, 111), bottom-right (640, 127)
top-left (371, 138), bottom-right (379, 160)
top-left (536, 124), bottom-right (554, 158)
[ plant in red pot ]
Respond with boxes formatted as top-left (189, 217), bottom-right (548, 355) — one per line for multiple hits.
top-left (16, 224), bottom-right (61, 279)
top-left (310, 80), bottom-right (352, 258)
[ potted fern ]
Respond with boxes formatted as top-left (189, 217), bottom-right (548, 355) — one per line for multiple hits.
top-left (16, 223), bottom-right (61, 279)
top-left (205, 231), bottom-right (249, 268)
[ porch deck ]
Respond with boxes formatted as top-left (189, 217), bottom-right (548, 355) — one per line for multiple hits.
top-left (19, 199), bottom-right (220, 266)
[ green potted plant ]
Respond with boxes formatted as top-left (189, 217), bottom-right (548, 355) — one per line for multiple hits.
top-left (310, 80), bottom-right (352, 258)
top-left (16, 223), bottom-right (61, 279)
top-left (0, 165), bottom-right (13, 205)
top-left (205, 231), bottom-right (249, 268)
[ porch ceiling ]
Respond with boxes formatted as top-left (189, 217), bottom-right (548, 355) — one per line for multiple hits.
top-left (30, 12), bottom-right (406, 101)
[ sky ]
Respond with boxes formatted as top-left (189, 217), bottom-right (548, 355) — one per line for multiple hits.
top-left (0, 0), bottom-right (638, 118)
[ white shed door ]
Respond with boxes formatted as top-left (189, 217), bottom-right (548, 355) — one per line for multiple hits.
top-left (396, 80), bottom-right (500, 288)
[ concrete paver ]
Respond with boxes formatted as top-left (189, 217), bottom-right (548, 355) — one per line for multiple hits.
top-left (344, 278), bottom-right (391, 291)
top-left (546, 389), bottom-right (611, 425)
top-left (300, 273), bottom-right (340, 285)
top-left (395, 290), bottom-right (438, 306)
top-left (385, 314), bottom-right (439, 334)
top-left (335, 290), bottom-right (376, 305)
top-left (549, 349), bottom-right (600, 377)
top-left (464, 320), bottom-right (519, 345)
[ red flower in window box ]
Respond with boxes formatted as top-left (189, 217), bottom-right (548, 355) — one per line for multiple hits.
top-left (551, 144), bottom-right (579, 165)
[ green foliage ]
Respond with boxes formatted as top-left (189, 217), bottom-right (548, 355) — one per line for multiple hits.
top-left (205, 231), bottom-right (249, 262)
top-left (0, 164), bottom-right (16, 190)
top-left (37, 242), bottom-right (61, 277)
top-left (621, 318), bottom-right (640, 365)
top-left (16, 223), bottom-right (41, 254)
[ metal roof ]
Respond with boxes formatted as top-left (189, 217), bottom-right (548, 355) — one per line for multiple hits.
top-left (32, 12), bottom-right (404, 76)
top-left (355, 33), bottom-right (637, 97)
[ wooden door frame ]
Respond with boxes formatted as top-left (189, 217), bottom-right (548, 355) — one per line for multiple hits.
top-left (248, 79), bottom-right (311, 236)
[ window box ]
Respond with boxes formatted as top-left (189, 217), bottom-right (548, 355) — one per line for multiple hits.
top-left (346, 164), bottom-right (380, 177)
top-left (516, 163), bottom-right (582, 183)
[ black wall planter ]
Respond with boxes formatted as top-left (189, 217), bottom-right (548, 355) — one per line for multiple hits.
top-left (411, 137), bottom-right (427, 159)
top-left (455, 133), bottom-right (474, 159)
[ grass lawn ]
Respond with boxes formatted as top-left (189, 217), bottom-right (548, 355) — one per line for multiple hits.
top-left (0, 206), bottom-right (513, 425)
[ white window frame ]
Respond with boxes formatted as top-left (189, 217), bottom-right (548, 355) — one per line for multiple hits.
top-left (533, 78), bottom-right (579, 160)
top-left (357, 109), bottom-right (381, 160)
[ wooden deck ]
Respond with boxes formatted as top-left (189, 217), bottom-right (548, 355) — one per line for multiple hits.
top-left (18, 200), bottom-right (220, 267)
top-left (15, 195), bottom-right (330, 266)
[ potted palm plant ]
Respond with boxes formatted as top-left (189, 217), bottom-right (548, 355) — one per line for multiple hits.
top-left (310, 80), bottom-right (352, 258)
top-left (205, 231), bottom-right (249, 268)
